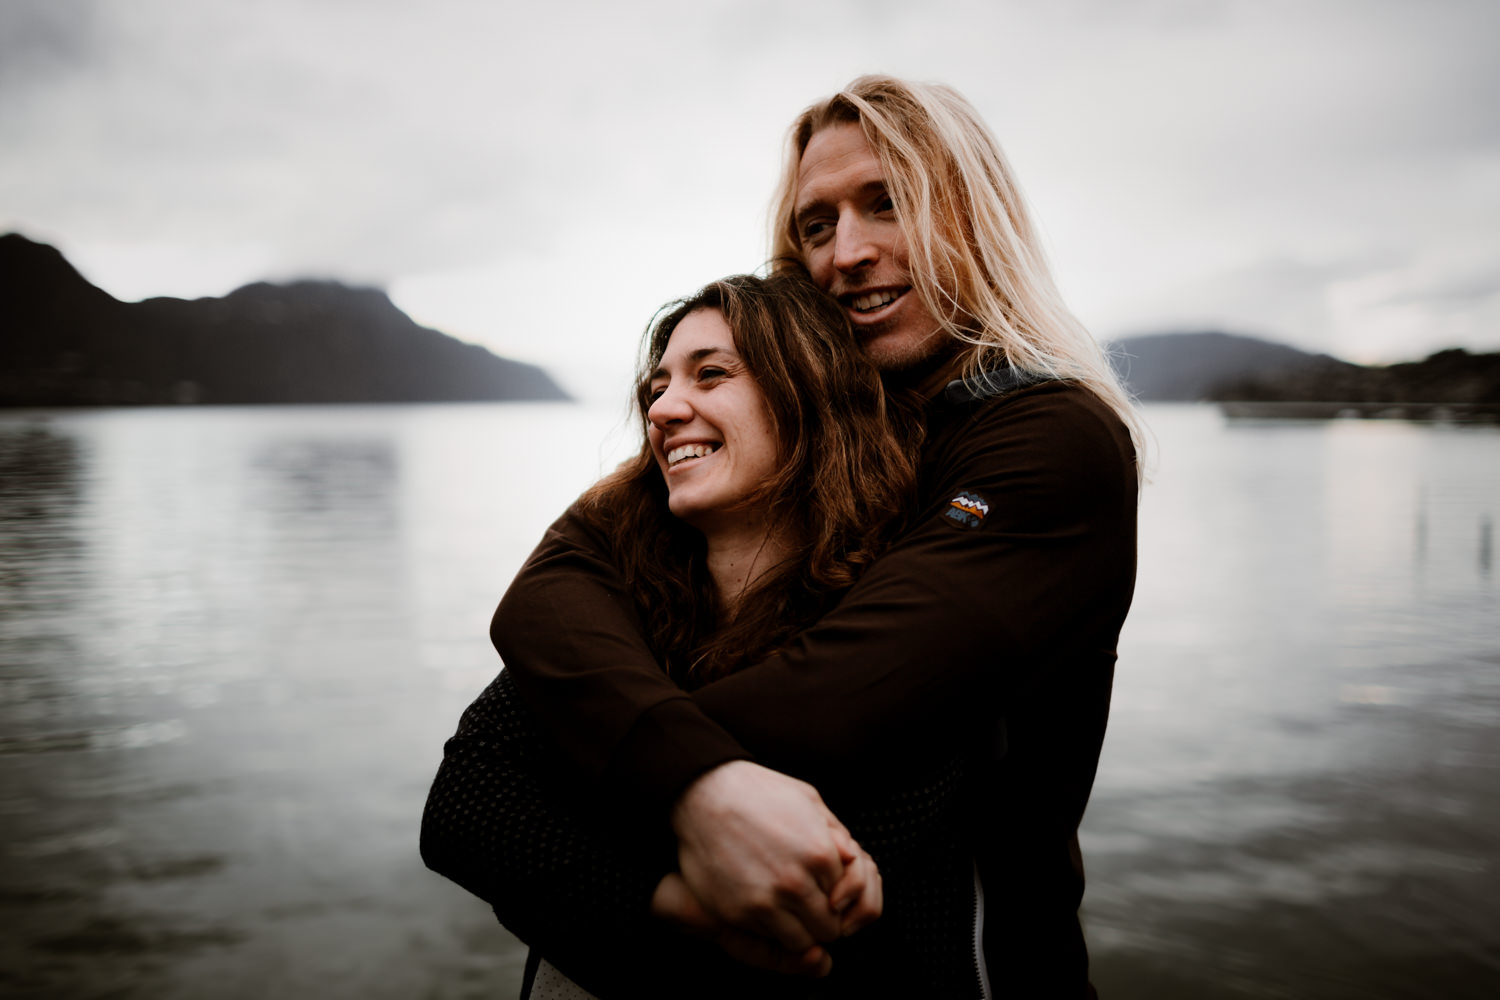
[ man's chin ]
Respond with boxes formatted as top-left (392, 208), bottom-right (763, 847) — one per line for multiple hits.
top-left (863, 325), bottom-right (952, 376)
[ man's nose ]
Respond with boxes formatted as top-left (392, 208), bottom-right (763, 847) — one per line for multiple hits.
top-left (832, 215), bottom-right (879, 273)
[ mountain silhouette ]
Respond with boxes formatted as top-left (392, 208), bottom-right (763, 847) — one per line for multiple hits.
top-left (1, 233), bottom-right (568, 406)
top-left (1107, 331), bottom-right (1357, 401)
top-left (1108, 330), bottom-right (1499, 408)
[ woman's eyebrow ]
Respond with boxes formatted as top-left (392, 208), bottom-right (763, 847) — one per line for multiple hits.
top-left (650, 346), bottom-right (738, 381)
top-left (686, 346), bottom-right (736, 363)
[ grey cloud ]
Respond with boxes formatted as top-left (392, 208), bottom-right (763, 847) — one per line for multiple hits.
top-left (3, 0), bottom-right (1497, 366)
top-left (0, 0), bottom-right (105, 86)
top-left (1375, 271), bottom-right (1500, 313)
top-left (1114, 251), bottom-right (1401, 350)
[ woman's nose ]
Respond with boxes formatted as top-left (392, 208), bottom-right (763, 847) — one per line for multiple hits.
top-left (648, 386), bottom-right (691, 427)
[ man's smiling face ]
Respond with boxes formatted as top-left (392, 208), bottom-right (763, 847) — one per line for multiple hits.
top-left (793, 123), bottom-right (946, 372)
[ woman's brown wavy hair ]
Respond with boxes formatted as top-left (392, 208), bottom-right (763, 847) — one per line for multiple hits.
top-left (575, 269), bottom-right (918, 687)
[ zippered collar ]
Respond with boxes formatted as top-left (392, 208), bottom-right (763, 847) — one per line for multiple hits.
top-left (943, 365), bottom-right (1058, 409)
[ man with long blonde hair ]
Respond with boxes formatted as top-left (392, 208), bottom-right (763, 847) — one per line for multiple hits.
top-left (770, 76), bottom-right (1142, 447)
top-left (482, 76), bottom-right (1140, 996)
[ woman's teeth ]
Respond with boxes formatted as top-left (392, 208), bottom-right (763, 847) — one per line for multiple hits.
top-left (667, 443), bottom-right (720, 466)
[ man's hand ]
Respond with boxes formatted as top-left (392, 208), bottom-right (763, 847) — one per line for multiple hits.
top-left (669, 761), bottom-right (883, 957)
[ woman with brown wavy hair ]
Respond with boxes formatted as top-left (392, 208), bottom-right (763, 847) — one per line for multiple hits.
top-left (576, 268), bottom-right (917, 689)
top-left (425, 270), bottom-right (978, 997)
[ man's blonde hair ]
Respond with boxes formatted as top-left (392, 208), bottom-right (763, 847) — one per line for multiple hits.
top-left (770, 75), bottom-right (1144, 466)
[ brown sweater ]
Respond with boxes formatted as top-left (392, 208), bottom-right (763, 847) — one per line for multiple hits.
top-left (487, 378), bottom-right (1138, 996)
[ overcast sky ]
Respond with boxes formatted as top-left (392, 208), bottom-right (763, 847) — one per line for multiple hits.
top-left (4, 0), bottom-right (1497, 401)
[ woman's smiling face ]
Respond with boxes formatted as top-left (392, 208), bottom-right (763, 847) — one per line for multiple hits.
top-left (646, 308), bottom-right (782, 530)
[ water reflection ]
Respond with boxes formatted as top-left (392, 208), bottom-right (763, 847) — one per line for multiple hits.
top-left (0, 404), bottom-right (605, 999)
top-left (1480, 515), bottom-right (1492, 576)
top-left (1087, 407), bottom-right (1500, 999)
top-left (1, 404), bottom-right (1496, 998)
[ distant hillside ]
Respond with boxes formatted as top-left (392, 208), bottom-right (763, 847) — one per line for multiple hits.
top-left (1108, 331), bottom-right (1358, 401)
top-left (1109, 330), bottom-right (1499, 407)
top-left (1210, 346), bottom-right (1500, 406)
top-left (0, 233), bottom-right (568, 406)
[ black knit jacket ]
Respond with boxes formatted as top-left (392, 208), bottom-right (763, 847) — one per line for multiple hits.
top-left (421, 669), bottom-right (984, 999)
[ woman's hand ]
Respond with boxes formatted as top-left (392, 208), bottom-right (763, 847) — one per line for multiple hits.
top-left (829, 832), bottom-right (883, 938)
top-left (651, 871), bottom-right (834, 977)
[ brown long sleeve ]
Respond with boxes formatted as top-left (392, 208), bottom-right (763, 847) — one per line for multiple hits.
top-left (493, 381), bottom-right (1136, 804)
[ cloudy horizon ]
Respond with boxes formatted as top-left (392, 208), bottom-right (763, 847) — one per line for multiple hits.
top-left (4, 0), bottom-right (1497, 401)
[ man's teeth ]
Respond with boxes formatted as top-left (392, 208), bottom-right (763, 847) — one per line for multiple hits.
top-left (667, 443), bottom-right (720, 466)
top-left (851, 289), bottom-right (902, 312)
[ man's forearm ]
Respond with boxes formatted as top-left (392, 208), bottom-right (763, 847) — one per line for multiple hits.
top-left (492, 508), bottom-right (749, 808)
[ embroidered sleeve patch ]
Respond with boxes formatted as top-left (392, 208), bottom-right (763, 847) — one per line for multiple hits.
top-left (942, 490), bottom-right (990, 529)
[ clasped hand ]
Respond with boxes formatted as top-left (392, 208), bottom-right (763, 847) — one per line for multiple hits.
top-left (651, 760), bottom-right (883, 977)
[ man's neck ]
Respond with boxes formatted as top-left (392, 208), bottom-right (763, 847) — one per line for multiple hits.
top-left (882, 342), bottom-right (964, 401)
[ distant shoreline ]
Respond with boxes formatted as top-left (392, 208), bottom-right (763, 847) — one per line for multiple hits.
top-left (1218, 400), bottom-right (1500, 423)
top-left (0, 398), bottom-right (580, 414)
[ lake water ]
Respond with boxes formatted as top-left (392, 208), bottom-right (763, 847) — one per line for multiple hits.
top-left (1, 403), bottom-right (1496, 999)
